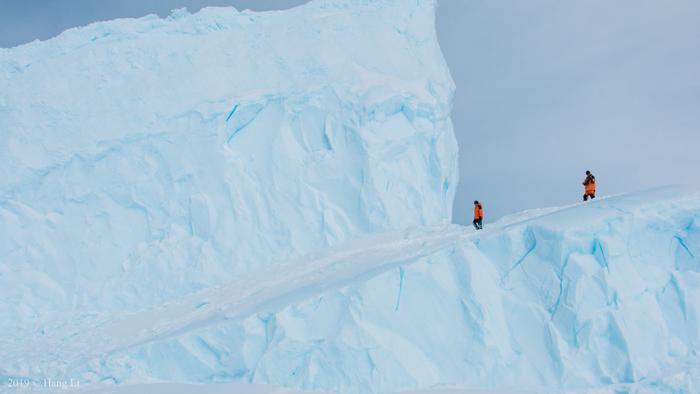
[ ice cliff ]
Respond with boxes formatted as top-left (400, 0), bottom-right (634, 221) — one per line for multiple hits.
top-left (0, 0), bottom-right (457, 314)
top-left (4, 187), bottom-right (700, 393)
top-left (2, 1), bottom-right (700, 394)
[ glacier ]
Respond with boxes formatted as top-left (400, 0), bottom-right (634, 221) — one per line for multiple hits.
top-left (1, 0), bottom-right (700, 394)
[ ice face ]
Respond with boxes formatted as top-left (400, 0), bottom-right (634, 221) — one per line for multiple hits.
top-left (2, 1), bottom-right (700, 393)
top-left (81, 188), bottom-right (700, 393)
top-left (0, 0), bottom-right (457, 314)
top-left (3, 187), bottom-right (700, 393)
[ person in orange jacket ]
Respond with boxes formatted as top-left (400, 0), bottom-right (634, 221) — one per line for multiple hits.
top-left (583, 171), bottom-right (596, 201)
top-left (473, 200), bottom-right (484, 230)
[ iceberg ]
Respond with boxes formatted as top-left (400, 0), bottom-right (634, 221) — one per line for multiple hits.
top-left (4, 186), bottom-right (700, 393)
top-left (1, 0), bottom-right (699, 393)
top-left (0, 0), bottom-right (457, 315)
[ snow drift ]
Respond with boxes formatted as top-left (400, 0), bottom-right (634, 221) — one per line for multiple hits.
top-left (2, 1), bottom-right (700, 394)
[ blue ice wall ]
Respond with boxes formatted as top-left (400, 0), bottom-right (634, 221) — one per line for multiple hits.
top-left (0, 0), bottom-right (457, 313)
top-left (81, 189), bottom-right (700, 393)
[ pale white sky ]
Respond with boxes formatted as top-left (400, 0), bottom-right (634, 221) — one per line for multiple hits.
top-left (2, 0), bottom-right (699, 224)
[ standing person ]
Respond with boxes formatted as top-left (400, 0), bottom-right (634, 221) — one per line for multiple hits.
top-left (473, 200), bottom-right (484, 230)
top-left (583, 171), bottom-right (596, 201)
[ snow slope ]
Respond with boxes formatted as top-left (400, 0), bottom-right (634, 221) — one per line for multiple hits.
top-left (3, 187), bottom-right (700, 393)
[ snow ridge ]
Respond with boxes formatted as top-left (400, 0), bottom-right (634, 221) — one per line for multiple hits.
top-left (3, 188), bottom-right (700, 394)
top-left (90, 188), bottom-right (699, 393)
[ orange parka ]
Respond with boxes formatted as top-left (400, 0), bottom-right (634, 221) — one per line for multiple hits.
top-left (474, 204), bottom-right (484, 220)
top-left (583, 174), bottom-right (596, 194)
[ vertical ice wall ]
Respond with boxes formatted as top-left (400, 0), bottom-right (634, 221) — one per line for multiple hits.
top-left (0, 0), bottom-right (457, 313)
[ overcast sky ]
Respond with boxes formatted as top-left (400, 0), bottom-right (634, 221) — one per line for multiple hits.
top-left (1, 0), bottom-right (699, 225)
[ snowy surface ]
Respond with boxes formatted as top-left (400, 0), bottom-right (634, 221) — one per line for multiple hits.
top-left (74, 382), bottom-right (532, 394)
top-left (2, 1), bottom-right (700, 394)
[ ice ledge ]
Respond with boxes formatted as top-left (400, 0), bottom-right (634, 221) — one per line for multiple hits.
top-left (6, 187), bottom-right (700, 393)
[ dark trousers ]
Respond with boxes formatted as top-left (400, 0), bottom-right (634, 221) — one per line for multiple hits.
top-left (473, 218), bottom-right (483, 230)
top-left (583, 192), bottom-right (596, 201)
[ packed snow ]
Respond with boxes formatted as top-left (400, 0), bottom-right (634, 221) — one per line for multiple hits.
top-left (1, 0), bottom-right (699, 393)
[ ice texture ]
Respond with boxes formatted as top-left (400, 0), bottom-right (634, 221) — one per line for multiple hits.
top-left (0, 0), bottom-right (457, 315)
top-left (4, 187), bottom-right (700, 393)
top-left (77, 188), bottom-right (700, 393)
top-left (2, 1), bottom-right (700, 394)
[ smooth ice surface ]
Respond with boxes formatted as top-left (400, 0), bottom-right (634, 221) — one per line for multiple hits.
top-left (0, 0), bottom-right (457, 316)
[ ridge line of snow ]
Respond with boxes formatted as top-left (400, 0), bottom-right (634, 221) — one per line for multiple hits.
top-left (7, 187), bottom-right (699, 389)
top-left (56, 188), bottom-right (695, 366)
